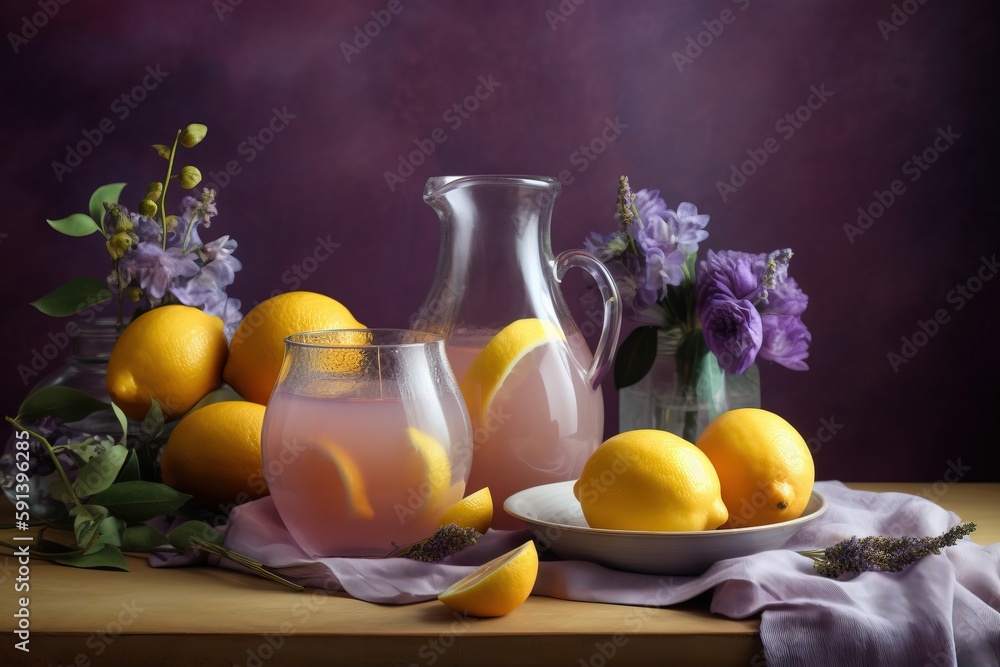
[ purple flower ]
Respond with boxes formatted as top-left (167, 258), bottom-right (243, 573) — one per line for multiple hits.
top-left (666, 202), bottom-right (710, 254)
top-left (700, 298), bottom-right (762, 374)
top-left (763, 277), bottom-right (808, 316)
top-left (170, 236), bottom-right (244, 335)
top-left (696, 250), bottom-right (761, 303)
top-left (118, 242), bottom-right (200, 303)
top-left (584, 230), bottom-right (627, 262)
top-left (759, 313), bottom-right (811, 370)
top-left (633, 189), bottom-right (670, 225)
top-left (633, 211), bottom-right (687, 303)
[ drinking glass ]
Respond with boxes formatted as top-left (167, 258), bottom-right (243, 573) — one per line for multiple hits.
top-left (261, 329), bottom-right (472, 557)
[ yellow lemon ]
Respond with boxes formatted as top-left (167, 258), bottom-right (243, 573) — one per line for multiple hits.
top-left (315, 439), bottom-right (375, 520)
top-left (573, 430), bottom-right (728, 532)
top-left (405, 427), bottom-right (452, 513)
top-left (438, 541), bottom-right (538, 617)
top-left (223, 291), bottom-right (364, 404)
top-left (459, 318), bottom-right (565, 421)
top-left (160, 401), bottom-right (268, 506)
top-left (439, 487), bottom-right (493, 534)
top-left (106, 305), bottom-right (228, 421)
top-left (696, 408), bottom-right (815, 529)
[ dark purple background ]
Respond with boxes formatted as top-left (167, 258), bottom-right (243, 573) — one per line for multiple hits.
top-left (2, 1), bottom-right (997, 482)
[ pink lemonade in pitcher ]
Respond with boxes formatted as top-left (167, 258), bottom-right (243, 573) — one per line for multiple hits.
top-left (448, 330), bottom-right (604, 530)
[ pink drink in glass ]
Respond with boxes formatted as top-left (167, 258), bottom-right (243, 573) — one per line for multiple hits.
top-left (263, 392), bottom-right (467, 557)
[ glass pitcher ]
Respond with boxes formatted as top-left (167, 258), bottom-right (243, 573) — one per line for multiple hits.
top-left (261, 329), bottom-right (472, 557)
top-left (415, 175), bottom-right (621, 528)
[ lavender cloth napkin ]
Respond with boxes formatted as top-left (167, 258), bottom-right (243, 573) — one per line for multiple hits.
top-left (153, 481), bottom-right (1000, 666)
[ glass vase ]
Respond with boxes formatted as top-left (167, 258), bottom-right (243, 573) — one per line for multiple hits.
top-left (1, 318), bottom-right (121, 519)
top-left (618, 329), bottom-right (760, 443)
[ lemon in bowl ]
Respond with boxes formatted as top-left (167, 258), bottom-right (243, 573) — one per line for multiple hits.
top-left (573, 429), bottom-right (728, 532)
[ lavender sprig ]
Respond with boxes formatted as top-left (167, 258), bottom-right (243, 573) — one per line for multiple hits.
top-left (800, 523), bottom-right (976, 578)
top-left (386, 524), bottom-right (481, 563)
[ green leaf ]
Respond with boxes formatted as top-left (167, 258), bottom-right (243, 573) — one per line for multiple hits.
top-left (89, 481), bottom-right (192, 522)
top-left (122, 524), bottom-right (170, 551)
top-left (694, 351), bottom-right (727, 423)
top-left (30, 277), bottom-right (112, 317)
top-left (111, 402), bottom-right (128, 444)
top-left (88, 182), bottom-right (127, 224)
top-left (18, 386), bottom-right (111, 422)
top-left (74, 445), bottom-right (129, 496)
top-left (115, 451), bottom-right (141, 482)
top-left (58, 437), bottom-right (100, 464)
top-left (72, 504), bottom-right (109, 547)
top-left (47, 213), bottom-right (101, 237)
top-left (614, 326), bottom-right (660, 389)
top-left (56, 544), bottom-right (129, 571)
top-left (142, 399), bottom-right (164, 440)
top-left (95, 515), bottom-right (125, 547)
top-left (168, 520), bottom-right (223, 551)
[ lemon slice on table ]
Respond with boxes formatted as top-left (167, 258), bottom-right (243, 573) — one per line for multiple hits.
top-left (438, 541), bottom-right (538, 617)
top-left (438, 487), bottom-right (493, 534)
top-left (459, 318), bottom-right (565, 422)
top-left (405, 427), bottom-right (453, 510)
top-left (316, 439), bottom-right (375, 520)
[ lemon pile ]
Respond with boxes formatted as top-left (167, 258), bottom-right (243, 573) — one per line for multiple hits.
top-left (575, 409), bottom-right (815, 532)
top-left (105, 292), bottom-right (366, 506)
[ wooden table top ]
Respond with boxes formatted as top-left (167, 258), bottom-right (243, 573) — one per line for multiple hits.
top-left (1, 482), bottom-right (997, 667)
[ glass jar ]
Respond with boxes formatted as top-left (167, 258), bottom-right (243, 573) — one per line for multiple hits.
top-left (1, 318), bottom-right (120, 518)
top-left (618, 329), bottom-right (761, 442)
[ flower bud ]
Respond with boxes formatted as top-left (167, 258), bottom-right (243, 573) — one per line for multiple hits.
top-left (138, 198), bottom-right (158, 217)
top-left (180, 166), bottom-right (202, 189)
top-left (106, 231), bottom-right (137, 260)
top-left (165, 215), bottom-right (179, 232)
top-left (180, 123), bottom-right (208, 148)
top-left (146, 181), bottom-right (163, 200)
top-left (152, 144), bottom-right (172, 159)
top-left (127, 286), bottom-right (143, 303)
top-left (115, 214), bottom-right (134, 233)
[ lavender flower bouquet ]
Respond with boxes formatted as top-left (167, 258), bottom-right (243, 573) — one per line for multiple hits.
top-left (585, 176), bottom-right (812, 442)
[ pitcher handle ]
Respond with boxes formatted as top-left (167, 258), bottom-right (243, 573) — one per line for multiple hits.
top-left (554, 249), bottom-right (622, 390)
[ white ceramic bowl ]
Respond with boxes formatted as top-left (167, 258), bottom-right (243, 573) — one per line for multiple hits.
top-left (504, 481), bottom-right (827, 576)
